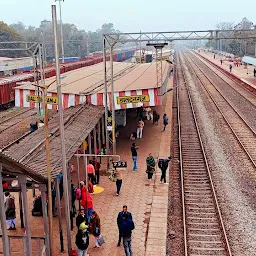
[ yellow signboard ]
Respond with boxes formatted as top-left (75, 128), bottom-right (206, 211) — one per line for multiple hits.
top-left (26, 95), bottom-right (58, 105)
top-left (117, 95), bottom-right (150, 104)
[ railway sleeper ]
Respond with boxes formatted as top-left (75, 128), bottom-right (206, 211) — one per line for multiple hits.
top-left (189, 247), bottom-right (226, 255)
top-left (189, 240), bottom-right (224, 247)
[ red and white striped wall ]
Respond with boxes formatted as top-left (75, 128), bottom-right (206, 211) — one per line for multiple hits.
top-left (15, 88), bottom-right (161, 110)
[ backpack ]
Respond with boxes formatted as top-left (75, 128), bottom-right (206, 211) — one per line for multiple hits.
top-left (76, 187), bottom-right (81, 200)
top-left (8, 196), bottom-right (15, 209)
top-left (158, 159), bottom-right (164, 169)
top-left (164, 117), bottom-right (168, 125)
top-left (122, 218), bottom-right (135, 234)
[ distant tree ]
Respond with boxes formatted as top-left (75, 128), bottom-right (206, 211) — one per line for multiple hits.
top-left (0, 21), bottom-right (23, 57)
top-left (3, 21), bottom-right (121, 59)
top-left (206, 17), bottom-right (255, 56)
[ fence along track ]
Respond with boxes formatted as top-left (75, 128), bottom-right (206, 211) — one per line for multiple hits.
top-left (176, 52), bottom-right (232, 256)
top-left (184, 52), bottom-right (256, 169)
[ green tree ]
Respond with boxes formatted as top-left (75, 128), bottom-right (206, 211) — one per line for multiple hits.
top-left (0, 21), bottom-right (23, 57)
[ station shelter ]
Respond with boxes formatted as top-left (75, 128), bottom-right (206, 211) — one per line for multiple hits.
top-left (14, 60), bottom-right (171, 127)
top-left (0, 102), bottom-right (106, 255)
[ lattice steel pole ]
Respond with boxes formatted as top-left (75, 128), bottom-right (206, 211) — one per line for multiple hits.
top-left (103, 37), bottom-right (110, 154)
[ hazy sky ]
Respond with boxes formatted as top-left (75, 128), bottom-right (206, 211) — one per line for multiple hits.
top-left (1, 0), bottom-right (255, 32)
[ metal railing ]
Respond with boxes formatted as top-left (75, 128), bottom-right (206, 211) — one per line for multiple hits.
top-left (0, 235), bottom-right (45, 256)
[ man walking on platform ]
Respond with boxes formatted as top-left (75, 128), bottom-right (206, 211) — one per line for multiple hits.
top-left (131, 143), bottom-right (139, 172)
top-left (137, 119), bottom-right (144, 139)
top-left (158, 157), bottom-right (171, 183)
top-left (117, 205), bottom-right (133, 248)
top-left (163, 114), bottom-right (169, 132)
top-left (92, 158), bottom-right (101, 184)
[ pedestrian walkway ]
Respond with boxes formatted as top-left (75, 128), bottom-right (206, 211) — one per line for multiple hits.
top-left (198, 51), bottom-right (256, 90)
top-left (3, 78), bottom-right (173, 256)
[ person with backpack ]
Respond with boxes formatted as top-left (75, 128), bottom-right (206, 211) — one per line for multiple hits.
top-left (75, 222), bottom-right (90, 256)
top-left (117, 205), bottom-right (133, 247)
top-left (4, 192), bottom-right (16, 230)
top-left (76, 208), bottom-right (88, 231)
top-left (92, 158), bottom-right (101, 184)
top-left (158, 157), bottom-right (171, 183)
top-left (120, 210), bottom-right (135, 256)
top-left (163, 113), bottom-right (169, 132)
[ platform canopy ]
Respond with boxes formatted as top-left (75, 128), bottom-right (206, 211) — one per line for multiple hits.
top-left (242, 56), bottom-right (256, 66)
top-left (0, 103), bottom-right (104, 183)
top-left (15, 61), bottom-right (170, 110)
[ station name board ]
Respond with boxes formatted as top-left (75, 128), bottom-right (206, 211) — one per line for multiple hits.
top-left (26, 95), bottom-right (58, 105)
top-left (117, 94), bottom-right (150, 104)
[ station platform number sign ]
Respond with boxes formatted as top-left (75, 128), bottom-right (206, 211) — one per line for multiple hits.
top-left (26, 95), bottom-right (58, 105)
top-left (107, 117), bottom-right (113, 131)
top-left (117, 94), bottom-right (150, 104)
top-left (113, 161), bottom-right (127, 168)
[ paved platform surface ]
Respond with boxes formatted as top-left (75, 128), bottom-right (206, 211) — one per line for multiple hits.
top-left (198, 51), bottom-right (256, 89)
top-left (2, 79), bottom-right (173, 255)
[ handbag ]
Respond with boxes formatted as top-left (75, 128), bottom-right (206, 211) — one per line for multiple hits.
top-left (96, 235), bottom-right (105, 246)
top-left (108, 171), bottom-right (117, 182)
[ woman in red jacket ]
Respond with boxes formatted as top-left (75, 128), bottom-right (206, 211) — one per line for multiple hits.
top-left (80, 182), bottom-right (94, 223)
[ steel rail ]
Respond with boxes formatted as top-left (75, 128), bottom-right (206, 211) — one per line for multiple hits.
top-left (184, 52), bottom-right (256, 169)
top-left (177, 52), bottom-right (232, 256)
top-left (176, 55), bottom-right (188, 256)
top-left (0, 109), bottom-right (32, 125)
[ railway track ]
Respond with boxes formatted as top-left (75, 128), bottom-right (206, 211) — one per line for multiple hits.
top-left (0, 108), bottom-right (37, 133)
top-left (184, 52), bottom-right (256, 168)
top-left (176, 53), bottom-right (232, 256)
top-left (194, 51), bottom-right (256, 97)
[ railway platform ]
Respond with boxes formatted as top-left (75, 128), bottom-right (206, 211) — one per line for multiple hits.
top-left (70, 78), bottom-right (172, 256)
top-left (1, 79), bottom-right (173, 256)
top-left (198, 51), bottom-right (256, 90)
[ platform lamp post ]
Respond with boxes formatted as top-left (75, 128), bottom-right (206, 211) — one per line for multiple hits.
top-left (55, 0), bottom-right (65, 63)
top-left (146, 43), bottom-right (168, 95)
top-left (52, 5), bottom-right (72, 253)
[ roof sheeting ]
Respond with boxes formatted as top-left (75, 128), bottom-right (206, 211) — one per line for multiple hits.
top-left (242, 56), bottom-right (256, 66)
top-left (1, 103), bottom-right (104, 183)
top-left (15, 61), bottom-right (170, 95)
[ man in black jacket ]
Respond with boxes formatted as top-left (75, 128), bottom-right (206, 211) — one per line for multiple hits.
top-left (75, 222), bottom-right (89, 256)
top-left (117, 205), bottom-right (133, 247)
top-left (158, 157), bottom-right (171, 183)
